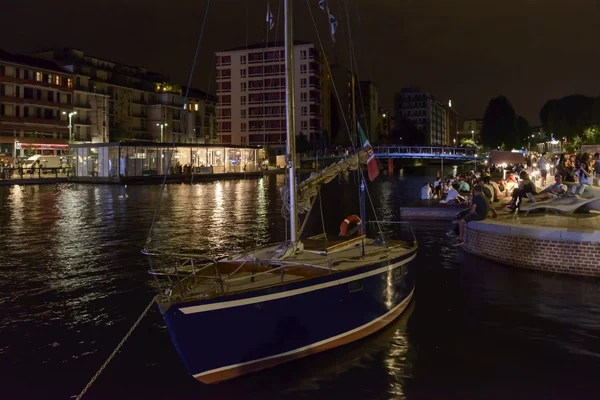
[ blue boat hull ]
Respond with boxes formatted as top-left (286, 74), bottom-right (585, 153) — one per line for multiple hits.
top-left (162, 249), bottom-right (417, 383)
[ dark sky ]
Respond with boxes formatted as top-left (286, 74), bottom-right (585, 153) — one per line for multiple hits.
top-left (2, 0), bottom-right (599, 124)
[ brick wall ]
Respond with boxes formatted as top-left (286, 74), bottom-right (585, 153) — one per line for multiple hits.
top-left (464, 226), bottom-right (600, 276)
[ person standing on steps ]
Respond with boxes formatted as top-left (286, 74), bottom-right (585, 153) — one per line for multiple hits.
top-left (539, 152), bottom-right (548, 187)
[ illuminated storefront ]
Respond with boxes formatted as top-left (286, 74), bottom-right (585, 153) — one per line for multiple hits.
top-left (70, 142), bottom-right (264, 178)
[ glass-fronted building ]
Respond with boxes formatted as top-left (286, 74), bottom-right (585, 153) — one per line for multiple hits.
top-left (70, 142), bottom-right (264, 179)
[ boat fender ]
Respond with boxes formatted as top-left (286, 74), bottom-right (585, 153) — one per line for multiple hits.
top-left (339, 215), bottom-right (361, 237)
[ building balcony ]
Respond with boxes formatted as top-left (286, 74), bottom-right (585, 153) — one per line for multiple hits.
top-left (248, 57), bottom-right (284, 65)
top-left (73, 118), bottom-right (92, 126)
top-left (248, 114), bottom-right (285, 119)
top-left (0, 96), bottom-right (72, 110)
top-left (0, 75), bottom-right (74, 92)
top-left (0, 116), bottom-right (69, 131)
top-left (74, 102), bottom-right (92, 109)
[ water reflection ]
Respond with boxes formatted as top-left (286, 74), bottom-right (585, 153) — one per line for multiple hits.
top-left (3, 174), bottom-right (600, 400)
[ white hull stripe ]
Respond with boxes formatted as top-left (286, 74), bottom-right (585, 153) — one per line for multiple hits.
top-left (179, 253), bottom-right (416, 314)
top-left (193, 286), bottom-right (415, 379)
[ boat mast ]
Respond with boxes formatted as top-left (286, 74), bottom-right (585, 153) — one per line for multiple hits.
top-left (284, 0), bottom-right (299, 243)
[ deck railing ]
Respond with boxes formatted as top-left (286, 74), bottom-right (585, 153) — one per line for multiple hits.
top-left (0, 167), bottom-right (74, 180)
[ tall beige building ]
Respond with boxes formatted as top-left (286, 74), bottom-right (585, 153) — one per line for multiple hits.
top-left (215, 41), bottom-right (328, 153)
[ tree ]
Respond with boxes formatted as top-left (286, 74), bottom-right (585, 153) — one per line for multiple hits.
top-left (539, 95), bottom-right (597, 140)
top-left (295, 133), bottom-right (310, 154)
top-left (481, 96), bottom-right (517, 149)
top-left (515, 116), bottom-right (531, 149)
top-left (460, 138), bottom-right (477, 148)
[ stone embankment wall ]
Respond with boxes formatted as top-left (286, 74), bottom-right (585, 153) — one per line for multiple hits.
top-left (464, 221), bottom-right (600, 276)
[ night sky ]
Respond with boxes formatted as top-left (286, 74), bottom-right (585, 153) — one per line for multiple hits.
top-left (2, 0), bottom-right (598, 124)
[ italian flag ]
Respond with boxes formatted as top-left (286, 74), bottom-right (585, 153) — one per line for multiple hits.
top-left (358, 122), bottom-right (379, 181)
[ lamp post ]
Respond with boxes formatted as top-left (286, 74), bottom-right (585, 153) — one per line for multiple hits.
top-left (14, 140), bottom-right (20, 166)
top-left (62, 111), bottom-right (77, 141)
top-left (471, 130), bottom-right (474, 143)
top-left (157, 123), bottom-right (167, 143)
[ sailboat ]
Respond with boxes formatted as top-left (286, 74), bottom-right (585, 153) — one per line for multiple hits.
top-left (145, 0), bottom-right (418, 384)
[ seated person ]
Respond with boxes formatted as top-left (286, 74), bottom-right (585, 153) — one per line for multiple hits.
top-left (489, 178), bottom-right (502, 200)
top-left (479, 177), bottom-right (497, 203)
top-left (533, 174), bottom-right (568, 201)
top-left (454, 186), bottom-right (489, 246)
top-left (570, 161), bottom-right (592, 197)
top-left (459, 178), bottom-right (471, 194)
top-left (504, 173), bottom-right (518, 195)
top-left (442, 183), bottom-right (466, 204)
top-left (420, 182), bottom-right (432, 200)
top-left (508, 171), bottom-right (536, 210)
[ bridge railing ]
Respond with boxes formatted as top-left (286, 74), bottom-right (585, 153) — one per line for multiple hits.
top-left (372, 146), bottom-right (477, 156)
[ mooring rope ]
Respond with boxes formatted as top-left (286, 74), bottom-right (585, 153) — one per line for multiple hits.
top-left (74, 297), bottom-right (156, 400)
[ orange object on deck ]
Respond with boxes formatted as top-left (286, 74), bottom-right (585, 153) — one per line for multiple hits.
top-left (339, 215), bottom-right (362, 236)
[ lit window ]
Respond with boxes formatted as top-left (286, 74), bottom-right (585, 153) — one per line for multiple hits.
top-left (47, 75), bottom-right (52, 84)
top-left (35, 72), bottom-right (42, 82)
top-left (55, 76), bottom-right (60, 85)
top-left (67, 78), bottom-right (72, 88)
top-left (194, 104), bottom-right (199, 111)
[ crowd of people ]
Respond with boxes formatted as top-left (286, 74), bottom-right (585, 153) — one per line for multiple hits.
top-left (419, 151), bottom-right (600, 246)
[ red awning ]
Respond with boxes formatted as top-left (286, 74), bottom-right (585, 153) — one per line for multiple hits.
top-left (489, 151), bottom-right (525, 165)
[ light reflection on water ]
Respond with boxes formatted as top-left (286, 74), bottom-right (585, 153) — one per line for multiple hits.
top-left (1, 171), bottom-right (600, 400)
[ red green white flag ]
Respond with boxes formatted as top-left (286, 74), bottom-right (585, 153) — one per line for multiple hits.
top-left (358, 122), bottom-right (379, 181)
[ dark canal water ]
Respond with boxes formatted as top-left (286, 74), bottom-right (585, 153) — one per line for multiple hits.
top-left (2, 167), bottom-right (600, 399)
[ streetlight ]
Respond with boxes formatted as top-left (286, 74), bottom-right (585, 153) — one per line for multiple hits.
top-left (62, 111), bottom-right (77, 141)
top-left (157, 123), bottom-right (168, 143)
top-left (14, 140), bottom-right (20, 165)
top-left (453, 138), bottom-right (456, 146)
top-left (471, 130), bottom-right (474, 142)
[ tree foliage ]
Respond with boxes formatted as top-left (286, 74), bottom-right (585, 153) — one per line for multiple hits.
top-left (481, 96), bottom-right (518, 149)
top-left (539, 95), bottom-right (600, 141)
top-left (295, 133), bottom-right (310, 154)
top-left (460, 138), bottom-right (477, 148)
top-left (515, 115), bottom-right (531, 149)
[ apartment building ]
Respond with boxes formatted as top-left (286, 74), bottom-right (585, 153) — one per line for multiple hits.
top-left (357, 81), bottom-right (379, 143)
top-left (328, 64), bottom-right (355, 146)
top-left (394, 87), bottom-right (448, 146)
top-left (457, 118), bottom-right (483, 143)
top-left (0, 50), bottom-right (75, 159)
top-left (215, 41), bottom-right (328, 152)
top-left (37, 48), bottom-right (217, 144)
top-left (444, 103), bottom-right (459, 146)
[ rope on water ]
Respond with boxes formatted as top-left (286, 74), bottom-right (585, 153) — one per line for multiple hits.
top-left (74, 296), bottom-right (156, 400)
